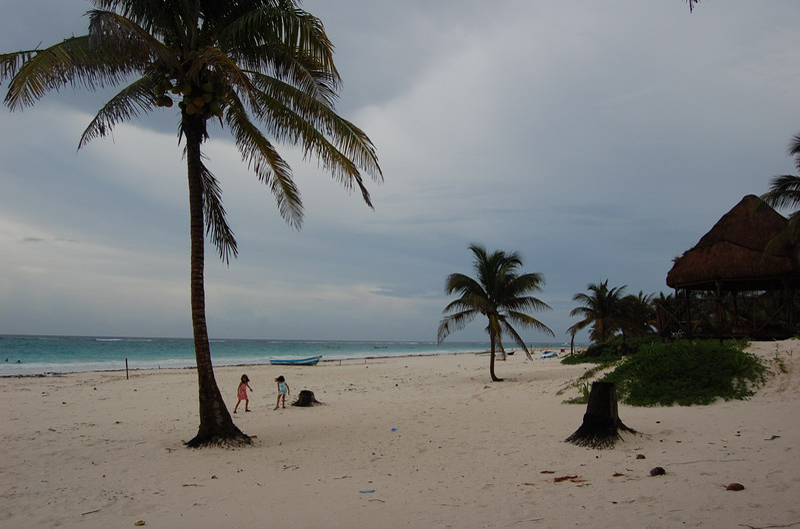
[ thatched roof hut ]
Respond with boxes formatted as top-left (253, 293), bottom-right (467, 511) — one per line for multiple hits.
top-left (666, 194), bottom-right (800, 291)
top-left (661, 194), bottom-right (800, 340)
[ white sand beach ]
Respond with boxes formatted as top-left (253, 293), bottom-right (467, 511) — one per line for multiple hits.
top-left (1, 341), bottom-right (799, 528)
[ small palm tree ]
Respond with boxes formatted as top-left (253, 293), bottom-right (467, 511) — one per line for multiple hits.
top-left (437, 244), bottom-right (554, 382)
top-left (568, 280), bottom-right (627, 345)
top-left (2, 0), bottom-right (381, 447)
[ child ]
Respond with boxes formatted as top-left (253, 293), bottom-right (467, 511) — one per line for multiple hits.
top-left (274, 375), bottom-right (290, 410)
top-left (233, 374), bottom-right (253, 413)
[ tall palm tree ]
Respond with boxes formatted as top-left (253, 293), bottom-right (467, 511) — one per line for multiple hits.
top-left (568, 280), bottom-right (627, 344)
top-left (437, 244), bottom-right (554, 382)
top-left (1, 0), bottom-right (381, 447)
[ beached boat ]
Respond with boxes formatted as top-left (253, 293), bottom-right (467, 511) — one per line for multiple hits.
top-left (540, 351), bottom-right (558, 359)
top-left (269, 355), bottom-right (322, 366)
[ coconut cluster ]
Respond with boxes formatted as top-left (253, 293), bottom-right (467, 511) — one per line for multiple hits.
top-left (152, 76), bottom-right (223, 119)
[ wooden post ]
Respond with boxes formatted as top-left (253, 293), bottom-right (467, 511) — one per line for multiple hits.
top-left (125, 358), bottom-right (129, 380)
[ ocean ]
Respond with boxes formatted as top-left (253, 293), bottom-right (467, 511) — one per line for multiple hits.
top-left (0, 335), bottom-right (576, 376)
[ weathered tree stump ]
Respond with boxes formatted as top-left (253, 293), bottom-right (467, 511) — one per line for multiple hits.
top-left (565, 381), bottom-right (636, 449)
top-left (292, 389), bottom-right (323, 407)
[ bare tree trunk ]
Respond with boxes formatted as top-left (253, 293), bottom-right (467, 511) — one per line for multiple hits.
top-left (183, 118), bottom-right (250, 448)
top-left (565, 382), bottom-right (635, 449)
top-left (292, 389), bottom-right (323, 407)
top-left (489, 333), bottom-right (503, 382)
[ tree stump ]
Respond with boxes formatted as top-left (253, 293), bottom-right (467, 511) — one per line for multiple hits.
top-left (292, 389), bottom-right (323, 407)
top-left (565, 381), bottom-right (636, 449)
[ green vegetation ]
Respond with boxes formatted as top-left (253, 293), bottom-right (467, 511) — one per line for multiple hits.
top-left (601, 340), bottom-right (767, 406)
top-left (567, 280), bottom-right (656, 345)
top-left (562, 336), bottom-right (657, 365)
top-left (561, 364), bottom-right (610, 404)
top-left (770, 343), bottom-right (792, 374)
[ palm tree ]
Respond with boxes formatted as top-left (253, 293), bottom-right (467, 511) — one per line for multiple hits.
top-left (1, 0), bottom-right (381, 447)
top-left (568, 280), bottom-right (627, 344)
top-left (762, 134), bottom-right (800, 262)
top-left (619, 291), bottom-right (656, 338)
top-left (437, 244), bottom-right (554, 382)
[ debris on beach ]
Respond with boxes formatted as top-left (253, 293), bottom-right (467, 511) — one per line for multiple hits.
top-left (726, 483), bottom-right (745, 491)
top-left (650, 467), bottom-right (666, 476)
top-left (553, 476), bottom-right (578, 483)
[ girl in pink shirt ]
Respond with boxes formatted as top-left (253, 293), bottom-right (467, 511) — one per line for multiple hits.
top-left (233, 374), bottom-right (253, 413)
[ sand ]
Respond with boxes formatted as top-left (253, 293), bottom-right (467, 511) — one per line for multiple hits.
top-left (1, 341), bottom-right (799, 528)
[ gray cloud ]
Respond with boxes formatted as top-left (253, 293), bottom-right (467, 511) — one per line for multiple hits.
top-left (1, 1), bottom-right (799, 341)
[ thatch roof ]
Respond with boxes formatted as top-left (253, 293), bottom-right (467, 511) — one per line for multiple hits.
top-left (666, 194), bottom-right (800, 291)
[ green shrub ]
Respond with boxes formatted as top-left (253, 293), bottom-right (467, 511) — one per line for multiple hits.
top-left (600, 339), bottom-right (767, 406)
top-left (563, 381), bottom-right (591, 405)
top-left (561, 336), bottom-right (656, 365)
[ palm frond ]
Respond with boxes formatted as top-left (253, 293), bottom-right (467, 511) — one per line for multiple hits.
top-left (443, 273), bottom-right (484, 297)
top-left (510, 296), bottom-right (553, 314)
top-left (567, 319), bottom-right (590, 338)
top-left (4, 36), bottom-right (139, 110)
top-left (506, 311), bottom-right (555, 337)
top-left (762, 174), bottom-right (800, 211)
top-left (221, 3), bottom-right (339, 98)
top-left (224, 91), bottom-right (303, 227)
top-left (248, 72), bottom-right (381, 201)
top-left (437, 310), bottom-right (477, 343)
top-left (499, 321), bottom-right (534, 360)
top-left (198, 160), bottom-right (238, 263)
top-left (79, 75), bottom-right (159, 148)
top-left (0, 50), bottom-right (38, 83)
top-left (88, 10), bottom-right (177, 68)
top-left (787, 134), bottom-right (800, 171)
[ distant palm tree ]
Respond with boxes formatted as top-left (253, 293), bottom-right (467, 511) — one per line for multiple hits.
top-left (568, 280), bottom-right (627, 344)
top-left (1, 0), bottom-right (381, 447)
top-left (437, 244), bottom-right (554, 382)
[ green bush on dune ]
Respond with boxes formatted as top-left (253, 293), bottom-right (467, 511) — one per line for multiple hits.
top-left (600, 339), bottom-right (767, 406)
top-left (561, 336), bottom-right (656, 365)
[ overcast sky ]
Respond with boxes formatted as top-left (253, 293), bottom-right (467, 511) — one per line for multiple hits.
top-left (2, 1), bottom-right (799, 342)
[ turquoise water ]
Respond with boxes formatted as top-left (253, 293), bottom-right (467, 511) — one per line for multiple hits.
top-left (0, 335), bottom-right (575, 376)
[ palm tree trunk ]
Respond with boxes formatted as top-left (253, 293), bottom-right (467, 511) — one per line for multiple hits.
top-left (183, 117), bottom-right (250, 448)
top-left (489, 333), bottom-right (503, 382)
top-left (565, 381), bottom-right (636, 449)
